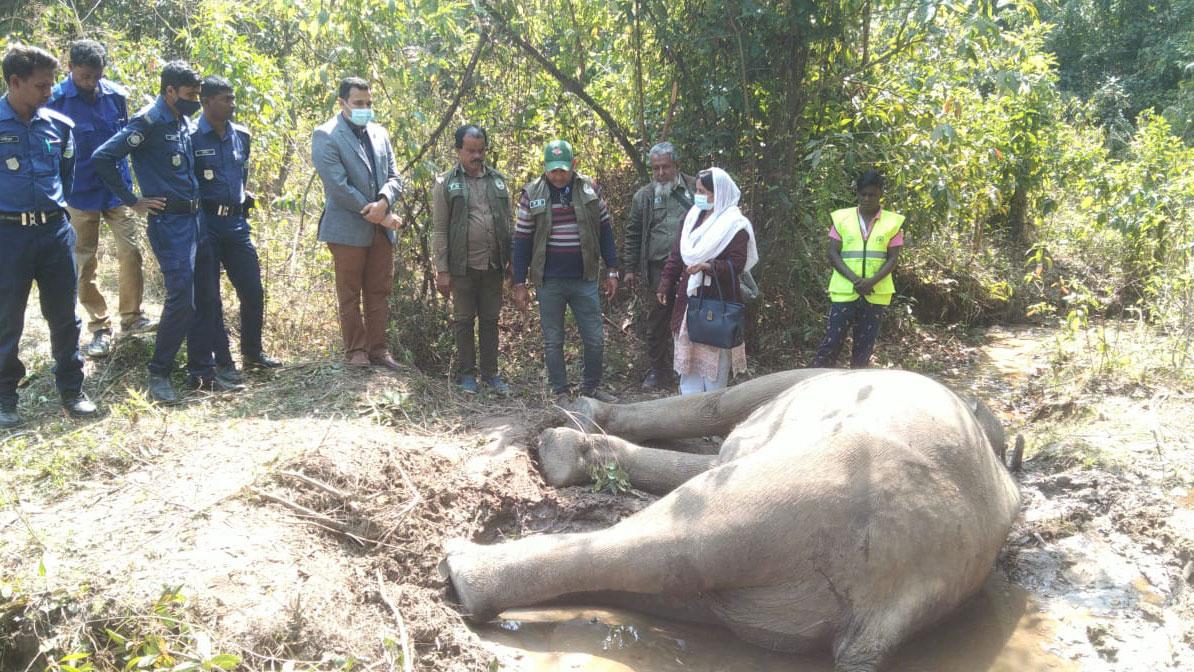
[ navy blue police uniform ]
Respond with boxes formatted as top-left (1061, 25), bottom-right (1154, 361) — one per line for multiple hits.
top-left (192, 115), bottom-right (266, 366)
top-left (91, 96), bottom-right (218, 383)
top-left (0, 96), bottom-right (86, 412)
top-left (47, 76), bottom-right (132, 210)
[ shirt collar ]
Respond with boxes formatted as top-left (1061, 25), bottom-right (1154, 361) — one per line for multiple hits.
top-left (58, 76), bottom-right (114, 99)
top-left (153, 95), bottom-right (178, 122)
top-left (0, 96), bottom-right (54, 125)
top-left (198, 114), bottom-right (215, 136)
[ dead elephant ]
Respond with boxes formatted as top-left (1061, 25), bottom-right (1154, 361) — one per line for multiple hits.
top-left (442, 368), bottom-right (1021, 672)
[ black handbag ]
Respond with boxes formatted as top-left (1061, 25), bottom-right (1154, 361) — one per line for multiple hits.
top-left (685, 261), bottom-right (746, 349)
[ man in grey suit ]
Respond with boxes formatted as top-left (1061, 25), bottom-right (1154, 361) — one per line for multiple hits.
top-left (312, 76), bottom-right (404, 370)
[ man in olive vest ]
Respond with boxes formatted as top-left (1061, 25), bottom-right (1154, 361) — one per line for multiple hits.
top-left (511, 139), bottom-right (620, 405)
top-left (623, 141), bottom-right (696, 390)
top-left (432, 124), bottom-right (512, 394)
top-left (812, 170), bottom-right (904, 368)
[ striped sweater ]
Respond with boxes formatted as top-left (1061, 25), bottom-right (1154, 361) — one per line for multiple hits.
top-left (512, 182), bottom-right (619, 283)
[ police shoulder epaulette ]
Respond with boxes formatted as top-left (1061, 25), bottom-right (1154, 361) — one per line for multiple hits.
top-left (103, 79), bottom-right (129, 98)
top-left (137, 102), bottom-right (161, 123)
top-left (49, 82), bottom-right (65, 104)
top-left (41, 107), bottom-right (75, 128)
top-left (230, 121), bottom-right (251, 138)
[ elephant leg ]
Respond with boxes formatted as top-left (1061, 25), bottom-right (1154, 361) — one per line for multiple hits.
top-left (538, 427), bottom-right (718, 494)
top-left (572, 368), bottom-right (834, 442)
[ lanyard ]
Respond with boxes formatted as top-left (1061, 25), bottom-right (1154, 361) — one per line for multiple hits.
top-left (857, 208), bottom-right (880, 239)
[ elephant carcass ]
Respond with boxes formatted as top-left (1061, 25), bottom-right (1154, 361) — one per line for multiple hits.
top-left (442, 369), bottom-right (1021, 672)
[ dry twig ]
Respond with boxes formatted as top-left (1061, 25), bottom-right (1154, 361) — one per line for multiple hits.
top-left (376, 569), bottom-right (414, 672)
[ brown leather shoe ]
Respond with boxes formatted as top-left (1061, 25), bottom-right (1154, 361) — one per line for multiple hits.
top-left (346, 351), bottom-right (370, 366)
top-left (370, 353), bottom-right (401, 372)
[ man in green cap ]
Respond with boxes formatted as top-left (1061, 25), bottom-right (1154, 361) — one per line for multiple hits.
top-left (511, 139), bottom-right (620, 405)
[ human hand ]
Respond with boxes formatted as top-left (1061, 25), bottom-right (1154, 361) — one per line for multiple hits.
top-left (435, 272), bottom-right (452, 297)
top-left (623, 272), bottom-right (638, 290)
top-left (604, 275), bottom-right (618, 299)
top-left (380, 212), bottom-right (404, 230)
top-left (130, 197), bottom-right (166, 215)
top-left (512, 283), bottom-right (530, 311)
top-left (360, 199), bottom-right (388, 224)
top-left (685, 262), bottom-right (712, 275)
top-left (853, 278), bottom-right (876, 295)
top-left (656, 291), bottom-right (668, 305)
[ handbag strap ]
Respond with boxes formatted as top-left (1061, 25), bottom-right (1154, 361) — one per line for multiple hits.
top-left (693, 259), bottom-right (738, 309)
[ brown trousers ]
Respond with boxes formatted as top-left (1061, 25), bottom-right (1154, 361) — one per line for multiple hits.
top-left (67, 205), bottom-right (145, 333)
top-left (327, 226), bottom-right (394, 358)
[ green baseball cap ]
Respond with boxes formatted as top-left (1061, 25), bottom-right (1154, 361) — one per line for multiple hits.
top-left (543, 139), bottom-right (574, 172)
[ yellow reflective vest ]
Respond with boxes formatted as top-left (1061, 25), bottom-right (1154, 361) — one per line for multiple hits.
top-left (828, 207), bottom-right (904, 305)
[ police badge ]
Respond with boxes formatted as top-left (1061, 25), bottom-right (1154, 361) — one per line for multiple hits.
top-left (127, 132), bottom-right (143, 147)
top-left (5, 156), bottom-right (18, 171)
top-left (495, 178), bottom-right (506, 191)
top-left (171, 154), bottom-right (182, 167)
top-left (203, 169), bottom-right (214, 181)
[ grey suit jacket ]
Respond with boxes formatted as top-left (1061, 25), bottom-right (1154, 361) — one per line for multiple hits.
top-left (312, 113), bottom-right (404, 246)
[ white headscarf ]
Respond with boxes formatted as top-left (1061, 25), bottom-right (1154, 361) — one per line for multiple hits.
top-left (679, 167), bottom-right (759, 296)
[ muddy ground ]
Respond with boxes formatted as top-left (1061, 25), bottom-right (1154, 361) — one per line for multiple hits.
top-left (2, 286), bottom-right (1193, 670)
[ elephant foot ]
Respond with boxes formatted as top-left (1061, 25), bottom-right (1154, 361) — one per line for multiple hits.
top-left (568, 395), bottom-right (604, 434)
top-left (538, 427), bottom-right (595, 487)
top-left (440, 538), bottom-right (497, 622)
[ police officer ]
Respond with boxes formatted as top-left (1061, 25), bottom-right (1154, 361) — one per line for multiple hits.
top-left (192, 76), bottom-right (280, 378)
top-left (0, 45), bottom-right (97, 428)
top-left (92, 61), bottom-right (218, 403)
top-left (48, 39), bottom-right (156, 359)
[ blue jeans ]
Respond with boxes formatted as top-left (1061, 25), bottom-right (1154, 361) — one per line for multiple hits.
top-left (146, 212), bottom-right (198, 377)
top-left (205, 213), bottom-right (265, 364)
top-left (537, 278), bottom-right (604, 393)
top-left (0, 219), bottom-right (84, 405)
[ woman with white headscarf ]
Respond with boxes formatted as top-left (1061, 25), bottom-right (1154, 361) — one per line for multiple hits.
top-left (656, 167), bottom-right (759, 395)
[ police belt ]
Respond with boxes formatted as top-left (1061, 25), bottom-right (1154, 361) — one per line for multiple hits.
top-left (160, 198), bottom-right (200, 215)
top-left (201, 200), bottom-right (245, 217)
top-left (0, 208), bottom-right (65, 227)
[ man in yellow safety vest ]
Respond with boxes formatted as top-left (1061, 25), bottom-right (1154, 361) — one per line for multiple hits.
top-left (812, 170), bottom-right (904, 368)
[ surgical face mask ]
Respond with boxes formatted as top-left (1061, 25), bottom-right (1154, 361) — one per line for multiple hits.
top-left (349, 108), bottom-right (374, 126)
top-left (175, 97), bottom-right (201, 117)
top-left (694, 193), bottom-right (713, 211)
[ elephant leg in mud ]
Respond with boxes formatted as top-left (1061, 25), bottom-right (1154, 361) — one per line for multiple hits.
top-left (570, 368), bottom-right (830, 442)
top-left (538, 427), bottom-right (718, 493)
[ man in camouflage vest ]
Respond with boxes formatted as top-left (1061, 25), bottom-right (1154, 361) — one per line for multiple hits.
top-left (623, 141), bottom-right (696, 390)
top-left (432, 125), bottom-right (512, 394)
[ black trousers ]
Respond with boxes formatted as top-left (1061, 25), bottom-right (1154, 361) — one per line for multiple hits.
top-left (812, 298), bottom-right (885, 368)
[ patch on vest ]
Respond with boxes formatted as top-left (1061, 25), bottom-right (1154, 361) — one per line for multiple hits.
top-left (203, 169), bottom-right (214, 181)
top-left (6, 156), bottom-right (18, 171)
top-left (195, 149), bottom-right (216, 157)
top-left (63, 144), bottom-right (74, 159)
top-left (494, 178), bottom-right (506, 191)
top-left (126, 131), bottom-right (144, 147)
top-left (528, 198), bottom-right (546, 209)
top-left (171, 154), bottom-right (182, 167)
top-left (0, 135), bottom-right (18, 144)
top-left (164, 133), bottom-right (180, 141)
top-left (583, 183), bottom-right (595, 196)
top-left (653, 195), bottom-right (663, 204)
top-left (448, 182), bottom-right (463, 191)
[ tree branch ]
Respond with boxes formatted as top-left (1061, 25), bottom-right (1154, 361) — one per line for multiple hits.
top-left (480, 0), bottom-right (647, 177)
top-left (401, 29), bottom-right (489, 174)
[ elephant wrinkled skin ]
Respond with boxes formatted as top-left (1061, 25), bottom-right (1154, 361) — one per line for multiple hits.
top-left (441, 368), bottom-right (1022, 672)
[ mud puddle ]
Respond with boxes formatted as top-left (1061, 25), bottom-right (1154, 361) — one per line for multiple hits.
top-left (476, 575), bottom-right (1074, 671)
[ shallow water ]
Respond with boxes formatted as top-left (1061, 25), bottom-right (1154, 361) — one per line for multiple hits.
top-left (476, 574), bottom-right (1077, 671)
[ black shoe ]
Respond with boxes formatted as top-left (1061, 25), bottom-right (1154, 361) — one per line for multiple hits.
top-left (215, 364), bottom-right (245, 385)
top-left (244, 353), bottom-right (282, 369)
top-left (147, 374), bottom-right (178, 404)
top-left (83, 329), bottom-right (112, 359)
top-left (189, 375), bottom-right (244, 393)
top-left (0, 404), bottom-right (21, 428)
top-left (62, 392), bottom-right (98, 418)
top-left (579, 388), bottom-right (619, 403)
top-left (213, 368), bottom-right (246, 391)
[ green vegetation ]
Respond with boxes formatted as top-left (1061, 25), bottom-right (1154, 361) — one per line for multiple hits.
top-left (2, 0), bottom-right (1190, 369)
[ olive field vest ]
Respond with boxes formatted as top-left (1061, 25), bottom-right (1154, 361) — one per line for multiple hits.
top-left (523, 173), bottom-right (603, 286)
top-left (442, 163), bottom-right (512, 276)
top-left (828, 207), bottom-right (904, 305)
